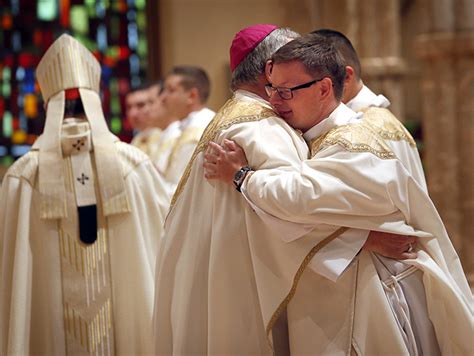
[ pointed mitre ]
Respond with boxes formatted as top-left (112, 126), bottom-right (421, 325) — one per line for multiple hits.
top-left (36, 34), bottom-right (101, 102)
top-left (35, 34), bottom-right (130, 219)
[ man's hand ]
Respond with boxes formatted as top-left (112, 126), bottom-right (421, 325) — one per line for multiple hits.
top-left (363, 231), bottom-right (418, 259)
top-left (204, 139), bottom-right (249, 184)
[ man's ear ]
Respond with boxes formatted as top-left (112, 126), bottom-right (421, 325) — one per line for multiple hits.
top-left (319, 77), bottom-right (333, 100)
top-left (188, 87), bottom-right (199, 104)
top-left (265, 59), bottom-right (273, 81)
top-left (345, 65), bottom-right (355, 85)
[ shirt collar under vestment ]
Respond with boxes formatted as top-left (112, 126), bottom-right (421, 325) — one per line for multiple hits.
top-left (303, 103), bottom-right (362, 142)
top-left (346, 85), bottom-right (390, 112)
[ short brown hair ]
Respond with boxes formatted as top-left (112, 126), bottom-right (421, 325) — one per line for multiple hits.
top-left (169, 66), bottom-right (210, 104)
top-left (271, 34), bottom-right (346, 101)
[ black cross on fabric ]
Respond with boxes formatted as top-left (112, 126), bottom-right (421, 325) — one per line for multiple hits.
top-left (72, 138), bottom-right (86, 151)
top-left (77, 173), bottom-right (89, 185)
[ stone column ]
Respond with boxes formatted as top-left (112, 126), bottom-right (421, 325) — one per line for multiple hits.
top-left (415, 0), bottom-right (474, 285)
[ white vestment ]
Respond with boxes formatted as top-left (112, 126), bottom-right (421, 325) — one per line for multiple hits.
top-left (242, 103), bottom-right (473, 355)
top-left (163, 107), bottom-right (215, 186)
top-left (130, 127), bottom-right (162, 158)
top-left (153, 91), bottom-right (373, 355)
top-left (153, 121), bottom-right (182, 175)
top-left (0, 120), bottom-right (170, 355)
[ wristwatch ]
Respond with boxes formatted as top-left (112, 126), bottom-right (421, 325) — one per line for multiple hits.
top-left (233, 165), bottom-right (252, 192)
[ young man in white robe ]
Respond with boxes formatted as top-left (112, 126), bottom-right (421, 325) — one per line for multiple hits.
top-left (0, 34), bottom-right (170, 355)
top-left (204, 33), bottom-right (472, 355)
top-left (153, 25), bottom-right (419, 356)
top-left (156, 66), bottom-right (215, 187)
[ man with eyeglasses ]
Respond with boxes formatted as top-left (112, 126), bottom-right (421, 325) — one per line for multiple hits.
top-left (204, 33), bottom-right (472, 355)
top-left (153, 25), bottom-right (418, 355)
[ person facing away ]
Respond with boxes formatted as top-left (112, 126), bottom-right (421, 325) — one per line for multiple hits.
top-left (153, 25), bottom-right (417, 356)
top-left (154, 66), bottom-right (215, 187)
top-left (0, 34), bottom-right (170, 355)
top-left (204, 33), bottom-right (473, 355)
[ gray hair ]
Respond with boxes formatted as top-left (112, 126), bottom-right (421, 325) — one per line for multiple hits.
top-left (231, 28), bottom-right (300, 90)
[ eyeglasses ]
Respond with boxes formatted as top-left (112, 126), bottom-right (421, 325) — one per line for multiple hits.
top-left (265, 77), bottom-right (325, 100)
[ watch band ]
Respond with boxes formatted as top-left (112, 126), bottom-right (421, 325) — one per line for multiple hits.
top-left (233, 165), bottom-right (252, 192)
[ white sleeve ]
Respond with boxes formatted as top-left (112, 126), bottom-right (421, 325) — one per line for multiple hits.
top-left (242, 145), bottom-right (433, 238)
top-left (308, 228), bottom-right (369, 281)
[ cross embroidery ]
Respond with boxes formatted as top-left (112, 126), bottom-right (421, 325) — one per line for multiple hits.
top-left (77, 173), bottom-right (89, 185)
top-left (72, 138), bottom-right (86, 151)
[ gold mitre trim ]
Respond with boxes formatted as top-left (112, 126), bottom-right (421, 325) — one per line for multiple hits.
top-left (36, 34), bottom-right (101, 102)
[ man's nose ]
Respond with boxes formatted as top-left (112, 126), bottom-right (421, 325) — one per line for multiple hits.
top-left (268, 91), bottom-right (282, 106)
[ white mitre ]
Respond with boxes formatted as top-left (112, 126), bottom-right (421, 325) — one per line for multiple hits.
top-left (36, 34), bottom-right (130, 219)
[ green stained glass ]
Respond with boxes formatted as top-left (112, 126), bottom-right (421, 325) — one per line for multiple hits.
top-left (110, 79), bottom-right (119, 93)
top-left (136, 0), bottom-right (146, 10)
top-left (110, 95), bottom-right (120, 115)
top-left (3, 67), bottom-right (11, 81)
top-left (1, 155), bottom-right (14, 167)
top-left (75, 35), bottom-right (97, 52)
top-left (2, 82), bottom-right (11, 98)
top-left (137, 38), bottom-right (147, 58)
top-left (3, 111), bottom-right (13, 138)
top-left (110, 16), bottom-right (120, 41)
top-left (110, 117), bottom-right (122, 134)
top-left (37, 0), bottom-right (58, 21)
top-left (106, 46), bottom-right (119, 58)
top-left (85, 0), bottom-right (95, 8)
top-left (70, 6), bottom-right (89, 35)
top-left (137, 12), bottom-right (146, 29)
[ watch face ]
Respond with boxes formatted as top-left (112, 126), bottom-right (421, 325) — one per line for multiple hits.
top-left (234, 170), bottom-right (244, 181)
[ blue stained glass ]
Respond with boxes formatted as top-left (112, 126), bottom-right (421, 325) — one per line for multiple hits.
top-left (10, 0), bottom-right (20, 15)
top-left (12, 31), bottom-right (21, 52)
top-left (129, 54), bottom-right (140, 75)
top-left (16, 67), bottom-right (25, 81)
top-left (127, 23), bottom-right (138, 50)
top-left (101, 65), bottom-right (113, 85)
top-left (127, 10), bottom-right (137, 21)
top-left (0, 146), bottom-right (7, 156)
top-left (127, 0), bottom-right (136, 7)
top-left (97, 24), bottom-right (108, 51)
top-left (131, 76), bottom-right (141, 88)
top-left (19, 112), bottom-right (27, 131)
top-left (96, 1), bottom-right (106, 18)
top-left (17, 93), bottom-right (24, 108)
top-left (11, 145), bottom-right (31, 157)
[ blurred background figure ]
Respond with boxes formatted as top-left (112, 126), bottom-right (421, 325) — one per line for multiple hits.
top-left (154, 66), bottom-right (215, 187)
top-left (125, 84), bottom-right (151, 134)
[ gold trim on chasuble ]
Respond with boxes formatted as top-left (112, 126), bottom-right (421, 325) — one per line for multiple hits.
top-left (59, 157), bottom-right (115, 355)
top-left (359, 107), bottom-right (416, 147)
top-left (164, 126), bottom-right (208, 176)
top-left (169, 98), bottom-right (276, 210)
top-left (309, 121), bottom-right (396, 159)
top-left (265, 227), bottom-right (349, 350)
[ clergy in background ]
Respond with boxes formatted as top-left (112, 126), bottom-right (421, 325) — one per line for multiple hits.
top-left (0, 34), bottom-right (170, 355)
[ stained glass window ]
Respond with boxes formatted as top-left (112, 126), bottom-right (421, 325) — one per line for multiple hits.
top-left (0, 0), bottom-right (148, 167)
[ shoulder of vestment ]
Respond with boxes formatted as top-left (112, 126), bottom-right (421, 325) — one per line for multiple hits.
top-left (114, 141), bottom-right (150, 176)
top-left (310, 121), bottom-right (395, 159)
top-left (5, 151), bottom-right (39, 185)
top-left (360, 107), bottom-right (416, 147)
